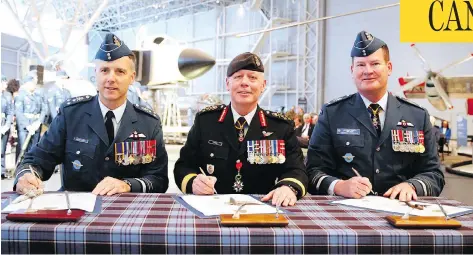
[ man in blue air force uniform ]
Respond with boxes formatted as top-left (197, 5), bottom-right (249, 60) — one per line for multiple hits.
top-left (1, 75), bottom-right (14, 178)
top-left (14, 33), bottom-right (169, 195)
top-left (306, 31), bottom-right (444, 201)
top-left (47, 70), bottom-right (72, 120)
top-left (15, 74), bottom-right (49, 161)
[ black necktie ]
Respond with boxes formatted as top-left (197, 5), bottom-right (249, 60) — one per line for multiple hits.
top-left (235, 117), bottom-right (247, 143)
top-left (105, 111), bottom-right (115, 144)
top-left (367, 103), bottom-right (382, 136)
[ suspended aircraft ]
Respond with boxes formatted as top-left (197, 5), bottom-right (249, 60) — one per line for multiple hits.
top-left (398, 44), bottom-right (473, 111)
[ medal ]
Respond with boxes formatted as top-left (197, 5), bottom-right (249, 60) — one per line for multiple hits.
top-left (278, 140), bottom-right (286, 163)
top-left (418, 131), bottom-right (425, 153)
top-left (247, 141), bottom-right (255, 164)
top-left (233, 160), bottom-right (244, 192)
top-left (391, 130), bottom-right (399, 151)
top-left (115, 143), bottom-right (124, 165)
top-left (122, 142), bottom-right (130, 165)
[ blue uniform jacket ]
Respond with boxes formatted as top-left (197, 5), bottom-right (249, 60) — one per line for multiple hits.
top-left (307, 93), bottom-right (444, 196)
top-left (15, 95), bottom-right (169, 193)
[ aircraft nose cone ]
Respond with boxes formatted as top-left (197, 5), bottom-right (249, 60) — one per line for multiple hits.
top-left (178, 48), bottom-right (216, 80)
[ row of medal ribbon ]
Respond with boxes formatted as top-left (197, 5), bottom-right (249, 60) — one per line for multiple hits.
top-left (247, 140), bottom-right (286, 164)
top-left (114, 140), bottom-right (157, 165)
top-left (391, 130), bottom-right (425, 153)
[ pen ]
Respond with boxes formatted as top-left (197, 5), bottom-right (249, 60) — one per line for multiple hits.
top-left (65, 191), bottom-right (72, 215)
top-left (199, 167), bottom-right (218, 194)
top-left (436, 200), bottom-right (449, 221)
top-left (351, 167), bottom-right (375, 195)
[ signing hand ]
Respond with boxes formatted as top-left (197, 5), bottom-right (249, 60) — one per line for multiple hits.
top-left (334, 177), bottom-right (372, 199)
top-left (384, 182), bottom-right (417, 202)
top-left (192, 174), bottom-right (217, 195)
top-left (92, 176), bottom-right (131, 196)
top-left (16, 172), bottom-right (43, 195)
top-left (261, 185), bottom-right (297, 207)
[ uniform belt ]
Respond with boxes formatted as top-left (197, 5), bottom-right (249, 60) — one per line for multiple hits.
top-left (24, 113), bottom-right (40, 119)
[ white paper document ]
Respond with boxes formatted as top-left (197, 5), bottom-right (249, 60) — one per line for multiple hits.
top-left (2, 193), bottom-right (97, 213)
top-left (181, 194), bottom-right (282, 217)
top-left (332, 196), bottom-right (473, 217)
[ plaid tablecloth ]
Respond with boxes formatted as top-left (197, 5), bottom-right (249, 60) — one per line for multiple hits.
top-left (2, 193), bottom-right (473, 254)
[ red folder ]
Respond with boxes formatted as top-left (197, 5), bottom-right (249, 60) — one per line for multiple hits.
top-left (6, 209), bottom-right (85, 222)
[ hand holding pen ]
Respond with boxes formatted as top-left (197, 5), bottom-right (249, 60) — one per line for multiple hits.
top-left (333, 167), bottom-right (373, 198)
top-left (191, 167), bottom-right (218, 195)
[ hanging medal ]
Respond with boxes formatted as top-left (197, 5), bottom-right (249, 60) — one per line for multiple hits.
top-left (151, 140), bottom-right (157, 161)
top-left (235, 119), bottom-right (246, 142)
top-left (278, 140), bottom-right (286, 163)
top-left (136, 141), bottom-right (142, 164)
top-left (115, 143), bottom-right (124, 165)
top-left (247, 140), bottom-right (255, 164)
top-left (418, 130), bottom-right (425, 153)
top-left (233, 160), bottom-right (244, 192)
top-left (122, 142), bottom-right (130, 165)
top-left (413, 131), bottom-right (420, 153)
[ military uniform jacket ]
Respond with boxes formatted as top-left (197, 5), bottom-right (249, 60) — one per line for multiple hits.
top-left (15, 95), bottom-right (169, 193)
top-left (174, 104), bottom-right (308, 198)
top-left (14, 88), bottom-right (49, 128)
top-left (307, 93), bottom-right (444, 196)
top-left (1, 91), bottom-right (13, 128)
top-left (47, 85), bottom-right (72, 120)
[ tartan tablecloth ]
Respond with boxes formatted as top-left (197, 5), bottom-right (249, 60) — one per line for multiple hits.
top-left (2, 193), bottom-right (473, 254)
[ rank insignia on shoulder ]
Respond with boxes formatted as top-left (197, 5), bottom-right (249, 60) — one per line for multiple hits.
top-left (134, 104), bottom-right (159, 119)
top-left (199, 104), bottom-right (226, 114)
top-left (326, 93), bottom-right (355, 106)
top-left (264, 110), bottom-right (291, 121)
top-left (65, 95), bottom-right (93, 106)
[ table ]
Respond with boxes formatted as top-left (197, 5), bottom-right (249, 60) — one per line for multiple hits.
top-left (2, 193), bottom-right (473, 254)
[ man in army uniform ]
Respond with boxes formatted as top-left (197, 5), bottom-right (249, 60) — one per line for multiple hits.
top-left (174, 52), bottom-right (308, 207)
top-left (15, 73), bottom-right (49, 161)
top-left (306, 31), bottom-right (444, 202)
top-left (14, 33), bottom-right (169, 195)
top-left (47, 70), bottom-right (72, 120)
top-left (1, 75), bottom-right (14, 179)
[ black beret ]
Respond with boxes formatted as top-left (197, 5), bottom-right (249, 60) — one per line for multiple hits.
top-left (95, 33), bottom-right (132, 61)
top-left (350, 31), bottom-right (386, 57)
top-left (227, 52), bottom-right (264, 77)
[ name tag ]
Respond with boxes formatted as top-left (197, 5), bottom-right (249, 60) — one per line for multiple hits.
top-left (73, 137), bottom-right (89, 143)
top-left (337, 128), bottom-right (360, 135)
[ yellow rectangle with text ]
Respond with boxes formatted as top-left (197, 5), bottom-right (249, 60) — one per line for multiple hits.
top-left (401, 0), bottom-right (473, 42)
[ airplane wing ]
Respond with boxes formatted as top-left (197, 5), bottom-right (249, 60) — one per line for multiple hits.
top-left (443, 75), bottom-right (473, 97)
top-left (398, 76), bottom-right (426, 98)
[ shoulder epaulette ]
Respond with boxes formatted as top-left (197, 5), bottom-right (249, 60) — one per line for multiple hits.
top-left (263, 109), bottom-right (292, 122)
top-left (198, 104), bottom-right (226, 115)
top-left (326, 93), bottom-right (355, 106)
top-left (64, 95), bottom-right (94, 107)
top-left (133, 104), bottom-right (159, 119)
top-left (396, 95), bottom-right (425, 110)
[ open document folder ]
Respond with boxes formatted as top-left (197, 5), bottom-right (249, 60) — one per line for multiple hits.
top-left (176, 194), bottom-right (283, 217)
top-left (2, 193), bottom-right (97, 213)
top-left (332, 196), bottom-right (473, 218)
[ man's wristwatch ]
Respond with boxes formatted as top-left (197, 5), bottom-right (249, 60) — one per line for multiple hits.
top-left (123, 179), bottom-right (132, 187)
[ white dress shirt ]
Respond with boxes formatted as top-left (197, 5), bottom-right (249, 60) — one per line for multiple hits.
top-left (98, 99), bottom-right (127, 136)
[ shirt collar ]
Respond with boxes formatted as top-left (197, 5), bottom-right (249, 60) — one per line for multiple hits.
top-left (231, 104), bottom-right (258, 125)
top-left (98, 98), bottom-right (127, 124)
top-left (359, 92), bottom-right (388, 111)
